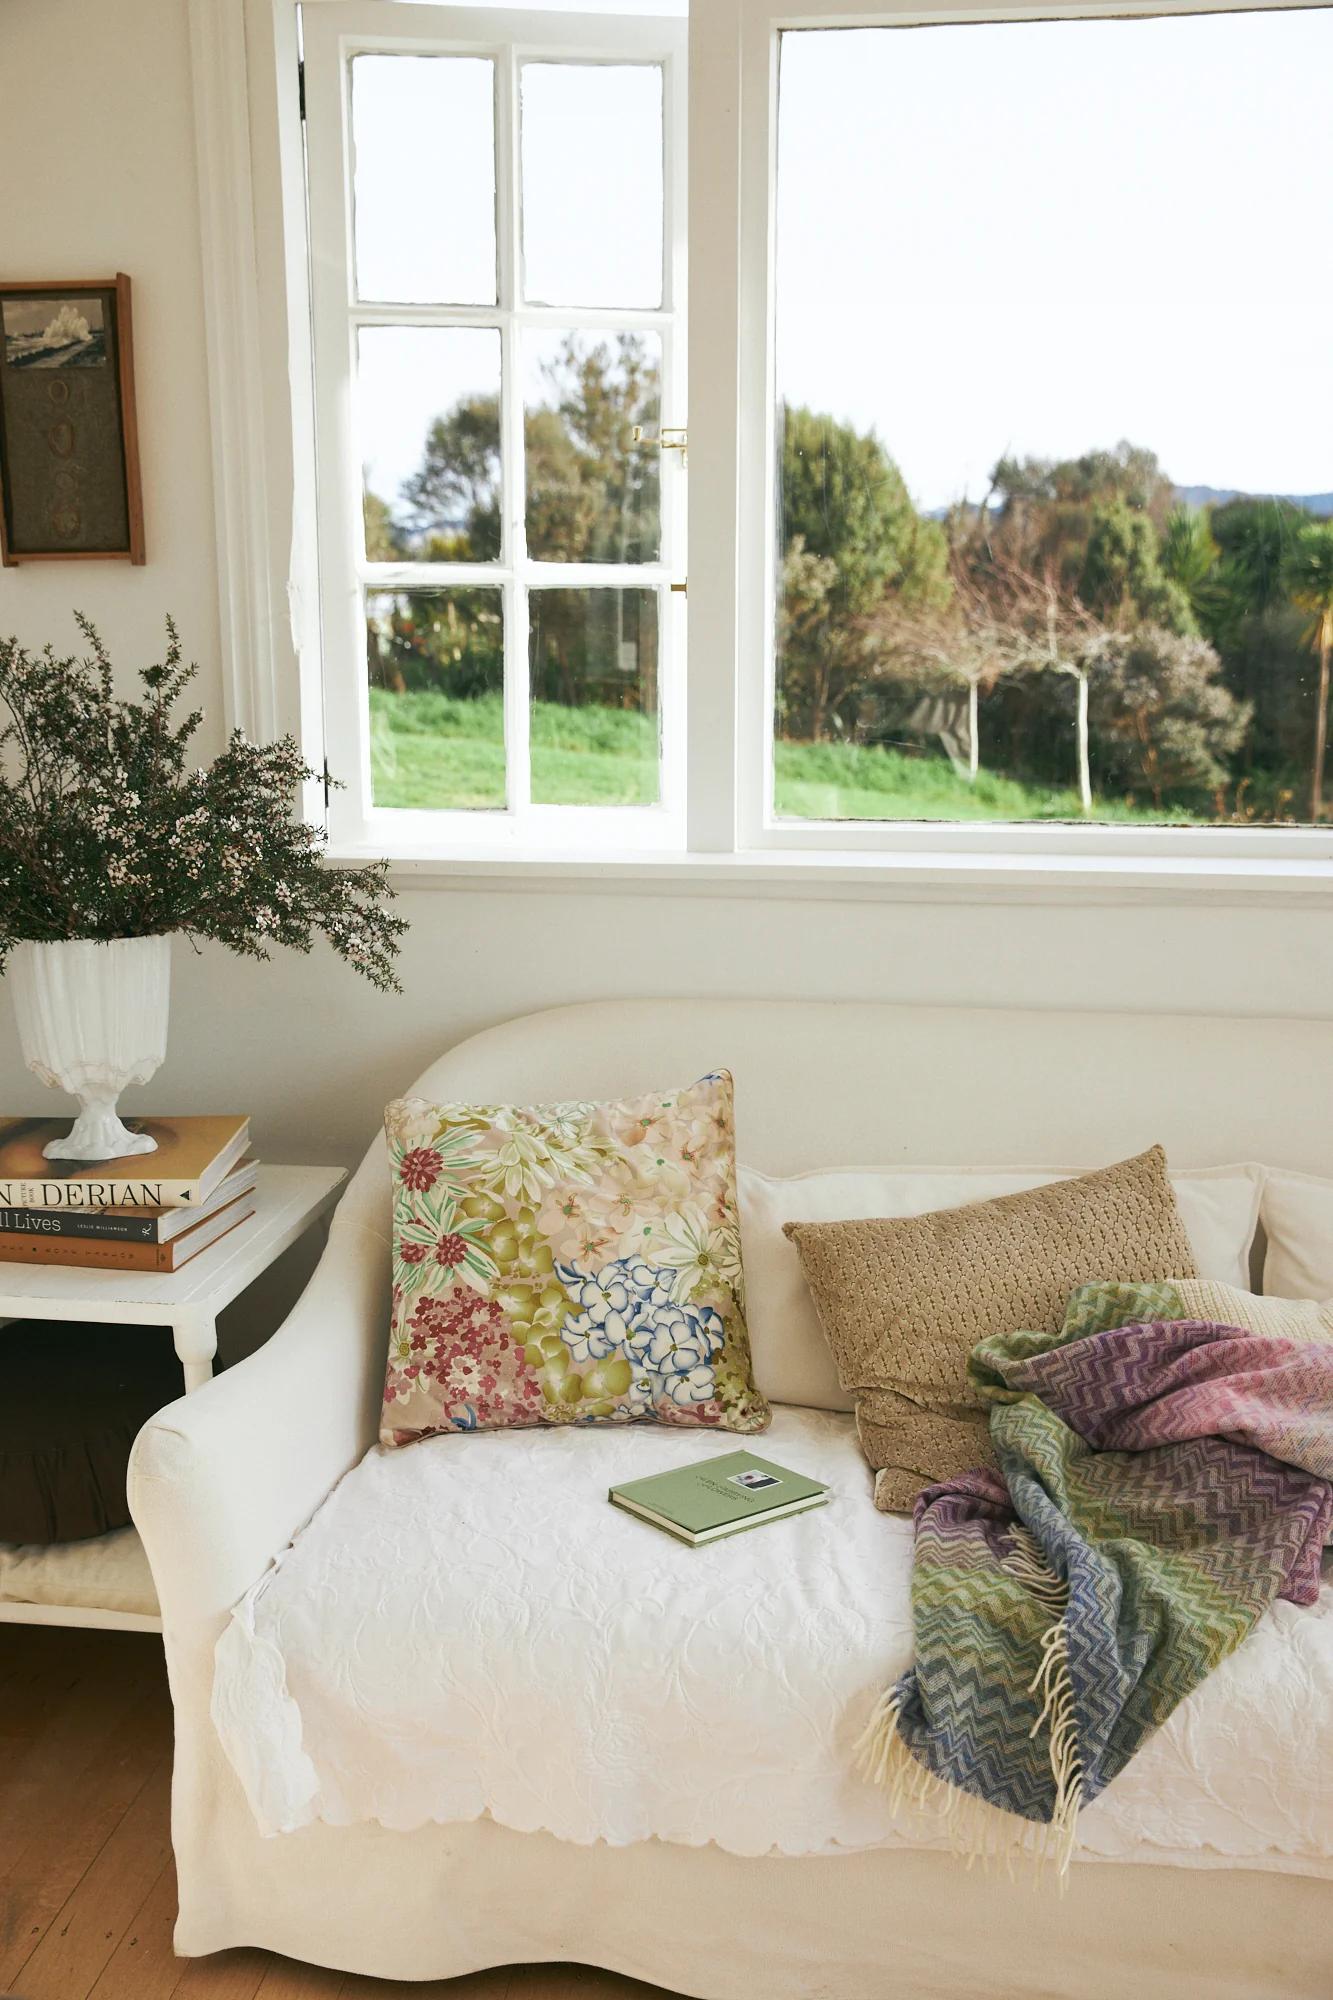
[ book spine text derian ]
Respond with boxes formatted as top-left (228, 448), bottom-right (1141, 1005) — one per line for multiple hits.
top-left (0, 1177), bottom-right (198, 1210)
top-left (0, 1207), bottom-right (159, 1242)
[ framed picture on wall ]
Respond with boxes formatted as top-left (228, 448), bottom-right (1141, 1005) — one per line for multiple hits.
top-left (0, 273), bottom-right (145, 565)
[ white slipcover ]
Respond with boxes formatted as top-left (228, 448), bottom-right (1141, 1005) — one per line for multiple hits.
top-left (211, 1404), bottom-right (1333, 1877)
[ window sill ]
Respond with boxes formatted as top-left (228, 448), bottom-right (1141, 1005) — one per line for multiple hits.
top-left (327, 843), bottom-right (1333, 907)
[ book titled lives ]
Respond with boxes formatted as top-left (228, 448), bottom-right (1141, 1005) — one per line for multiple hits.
top-left (0, 1193), bottom-right (256, 1272)
top-left (0, 1115), bottom-right (250, 1211)
top-left (608, 1450), bottom-right (829, 1547)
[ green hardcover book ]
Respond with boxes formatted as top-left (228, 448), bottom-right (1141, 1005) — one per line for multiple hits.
top-left (609, 1450), bottom-right (829, 1546)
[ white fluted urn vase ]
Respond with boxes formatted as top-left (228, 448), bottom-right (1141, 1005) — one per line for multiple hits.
top-left (8, 935), bottom-right (171, 1160)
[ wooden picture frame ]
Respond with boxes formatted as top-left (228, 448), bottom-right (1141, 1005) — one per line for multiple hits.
top-left (0, 274), bottom-right (145, 565)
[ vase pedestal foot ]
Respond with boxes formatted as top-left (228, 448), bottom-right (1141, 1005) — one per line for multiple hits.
top-left (43, 1104), bottom-right (158, 1162)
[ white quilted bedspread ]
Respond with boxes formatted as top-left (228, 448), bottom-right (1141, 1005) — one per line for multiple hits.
top-left (212, 1408), bottom-right (1333, 1875)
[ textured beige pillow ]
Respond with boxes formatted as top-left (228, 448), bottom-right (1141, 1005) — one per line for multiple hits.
top-left (782, 1145), bottom-right (1197, 1512)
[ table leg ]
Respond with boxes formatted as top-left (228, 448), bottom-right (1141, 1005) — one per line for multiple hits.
top-left (171, 1308), bottom-right (218, 1393)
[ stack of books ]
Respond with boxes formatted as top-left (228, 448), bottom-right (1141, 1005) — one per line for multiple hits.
top-left (0, 1115), bottom-right (255, 1272)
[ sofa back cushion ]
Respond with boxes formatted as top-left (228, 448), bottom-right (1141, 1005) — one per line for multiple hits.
top-left (740, 1159), bottom-right (1263, 1411)
top-left (780, 1145), bottom-right (1198, 1510)
top-left (1262, 1169), bottom-right (1333, 1302)
top-left (381, 1071), bottom-right (769, 1444)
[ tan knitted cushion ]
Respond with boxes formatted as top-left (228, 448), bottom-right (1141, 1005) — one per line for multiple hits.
top-left (782, 1145), bottom-right (1197, 1513)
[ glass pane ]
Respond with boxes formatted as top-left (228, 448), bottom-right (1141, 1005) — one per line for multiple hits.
top-left (367, 589), bottom-right (505, 811)
top-left (351, 55), bottom-right (496, 305)
top-left (524, 331), bottom-right (661, 563)
top-left (529, 589), bottom-right (659, 805)
top-left (358, 328), bottom-right (501, 563)
top-left (520, 63), bottom-right (663, 307)
top-left (774, 13), bottom-right (1333, 825)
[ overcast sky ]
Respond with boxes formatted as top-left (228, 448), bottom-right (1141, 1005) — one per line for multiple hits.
top-left (777, 10), bottom-right (1333, 510)
top-left (360, 4), bottom-right (1331, 518)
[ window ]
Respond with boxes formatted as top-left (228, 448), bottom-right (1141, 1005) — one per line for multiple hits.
top-left (302, 3), bottom-right (686, 853)
top-left (277, 0), bottom-right (1333, 869)
top-left (768, 8), bottom-right (1333, 835)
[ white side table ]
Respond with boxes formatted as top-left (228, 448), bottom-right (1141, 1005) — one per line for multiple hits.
top-left (0, 1164), bottom-right (346, 1633)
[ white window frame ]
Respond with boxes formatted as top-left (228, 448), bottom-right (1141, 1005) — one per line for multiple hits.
top-left (195, 0), bottom-right (1333, 890)
top-left (692, 0), bottom-right (1333, 864)
top-left (301, 1), bottom-right (688, 855)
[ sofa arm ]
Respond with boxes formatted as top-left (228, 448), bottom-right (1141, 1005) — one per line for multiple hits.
top-left (128, 1213), bottom-right (389, 1636)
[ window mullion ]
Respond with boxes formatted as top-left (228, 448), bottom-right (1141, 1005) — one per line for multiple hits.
top-left (352, 302), bottom-right (674, 334)
top-left (685, 0), bottom-right (744, 853)
top-left (498, 43), bottom-right (530, 819)
top-left (505, 575), bottom-right (531, 820)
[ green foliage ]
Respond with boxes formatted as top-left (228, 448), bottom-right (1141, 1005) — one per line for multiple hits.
top-left (777, 406), bottom-right (950, 739)
top-left (529, 586), bottom-right (656, 715)
top-left (1284, 518), bottom-right (1333, 631)
top-left (525, 335), bottom-right (660, 563)
top-left (1209, 603), bottom-right (1310, 775)
top-left (774, 531), bottom-right (877, 742)
top-left (398, 394), bottom-right (502, 560)
top-left (781, 405), bottom-right (950, 614)
top-left (367, 588), bottom-right (502, 700)
top-left (362, 488), bottom-right (406, 563)
top-left (992, 441), bottom-right (1175, 520)
top-left (387, 335), bottom-right (659, 571)
top-left (987, 443), bottom-right (1177, 598)
top-left (1088, 626), bottom-right (1251, 808)
top-left (1284, 519), bottom-right (1333, 816)
top-left (1211, 497), bottom-right (1308, 620)
top-left (1160, 507), bottom-right (1219, 608)
top-left (0, 619), bottom-right (407, 987)
top-left (1079, 501), bottom-right (1196, 634)
top-left (369, 334), bottom-right (660, 718)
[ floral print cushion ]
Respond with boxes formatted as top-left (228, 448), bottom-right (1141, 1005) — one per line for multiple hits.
top-left (381, 1071), bottom-right (770, 1444)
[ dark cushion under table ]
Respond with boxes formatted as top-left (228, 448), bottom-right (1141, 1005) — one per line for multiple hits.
top-left (0, 1320), bottom-right (184, 1545)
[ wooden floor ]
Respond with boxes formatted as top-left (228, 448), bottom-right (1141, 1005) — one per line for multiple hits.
top-left (0, 1626), bottom-right (679, 2000)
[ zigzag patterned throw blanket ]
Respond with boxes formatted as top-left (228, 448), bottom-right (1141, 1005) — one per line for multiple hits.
top-left (859, 1281), bottom-right (1333, 1878)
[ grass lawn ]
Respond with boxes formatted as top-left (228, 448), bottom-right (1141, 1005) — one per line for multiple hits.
top-left (771, 738), bottom-right (1197, 822)
top-left (370, 689), bottom-right (658, 809)
top-left (368, 688), bottom-right (1197, 823)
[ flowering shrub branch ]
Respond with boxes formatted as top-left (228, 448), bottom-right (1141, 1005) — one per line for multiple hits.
top-left (0, 616), bottom-right (407, 989)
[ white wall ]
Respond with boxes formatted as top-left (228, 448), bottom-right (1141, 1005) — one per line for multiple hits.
top-left (0, 0), bottom-right (223, 747)
top-left (0, 878), bottom-right (1312, 1190)
top-left (2, 0), bottom-right (1332, 1292)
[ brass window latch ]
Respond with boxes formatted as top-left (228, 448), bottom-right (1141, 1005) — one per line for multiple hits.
top-left (631, 424), bottom-right (687, 466)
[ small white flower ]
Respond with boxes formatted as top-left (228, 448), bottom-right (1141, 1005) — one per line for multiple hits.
top-left (638, 1306), bottom-right (723, 1375)
top-left (563, 1309), bottom-right (617, 1365)
top-left (654, 1207), bottom-right (744, 1303)
top-left (661, 1365), bottom-right (715, 1407)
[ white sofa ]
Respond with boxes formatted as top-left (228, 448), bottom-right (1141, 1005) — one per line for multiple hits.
top-left (129, 1000), bottom-right (1333, 2000)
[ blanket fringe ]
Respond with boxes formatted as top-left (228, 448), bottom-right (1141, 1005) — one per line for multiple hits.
top-left (857, 1527), bottom-right (1083, 1890)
